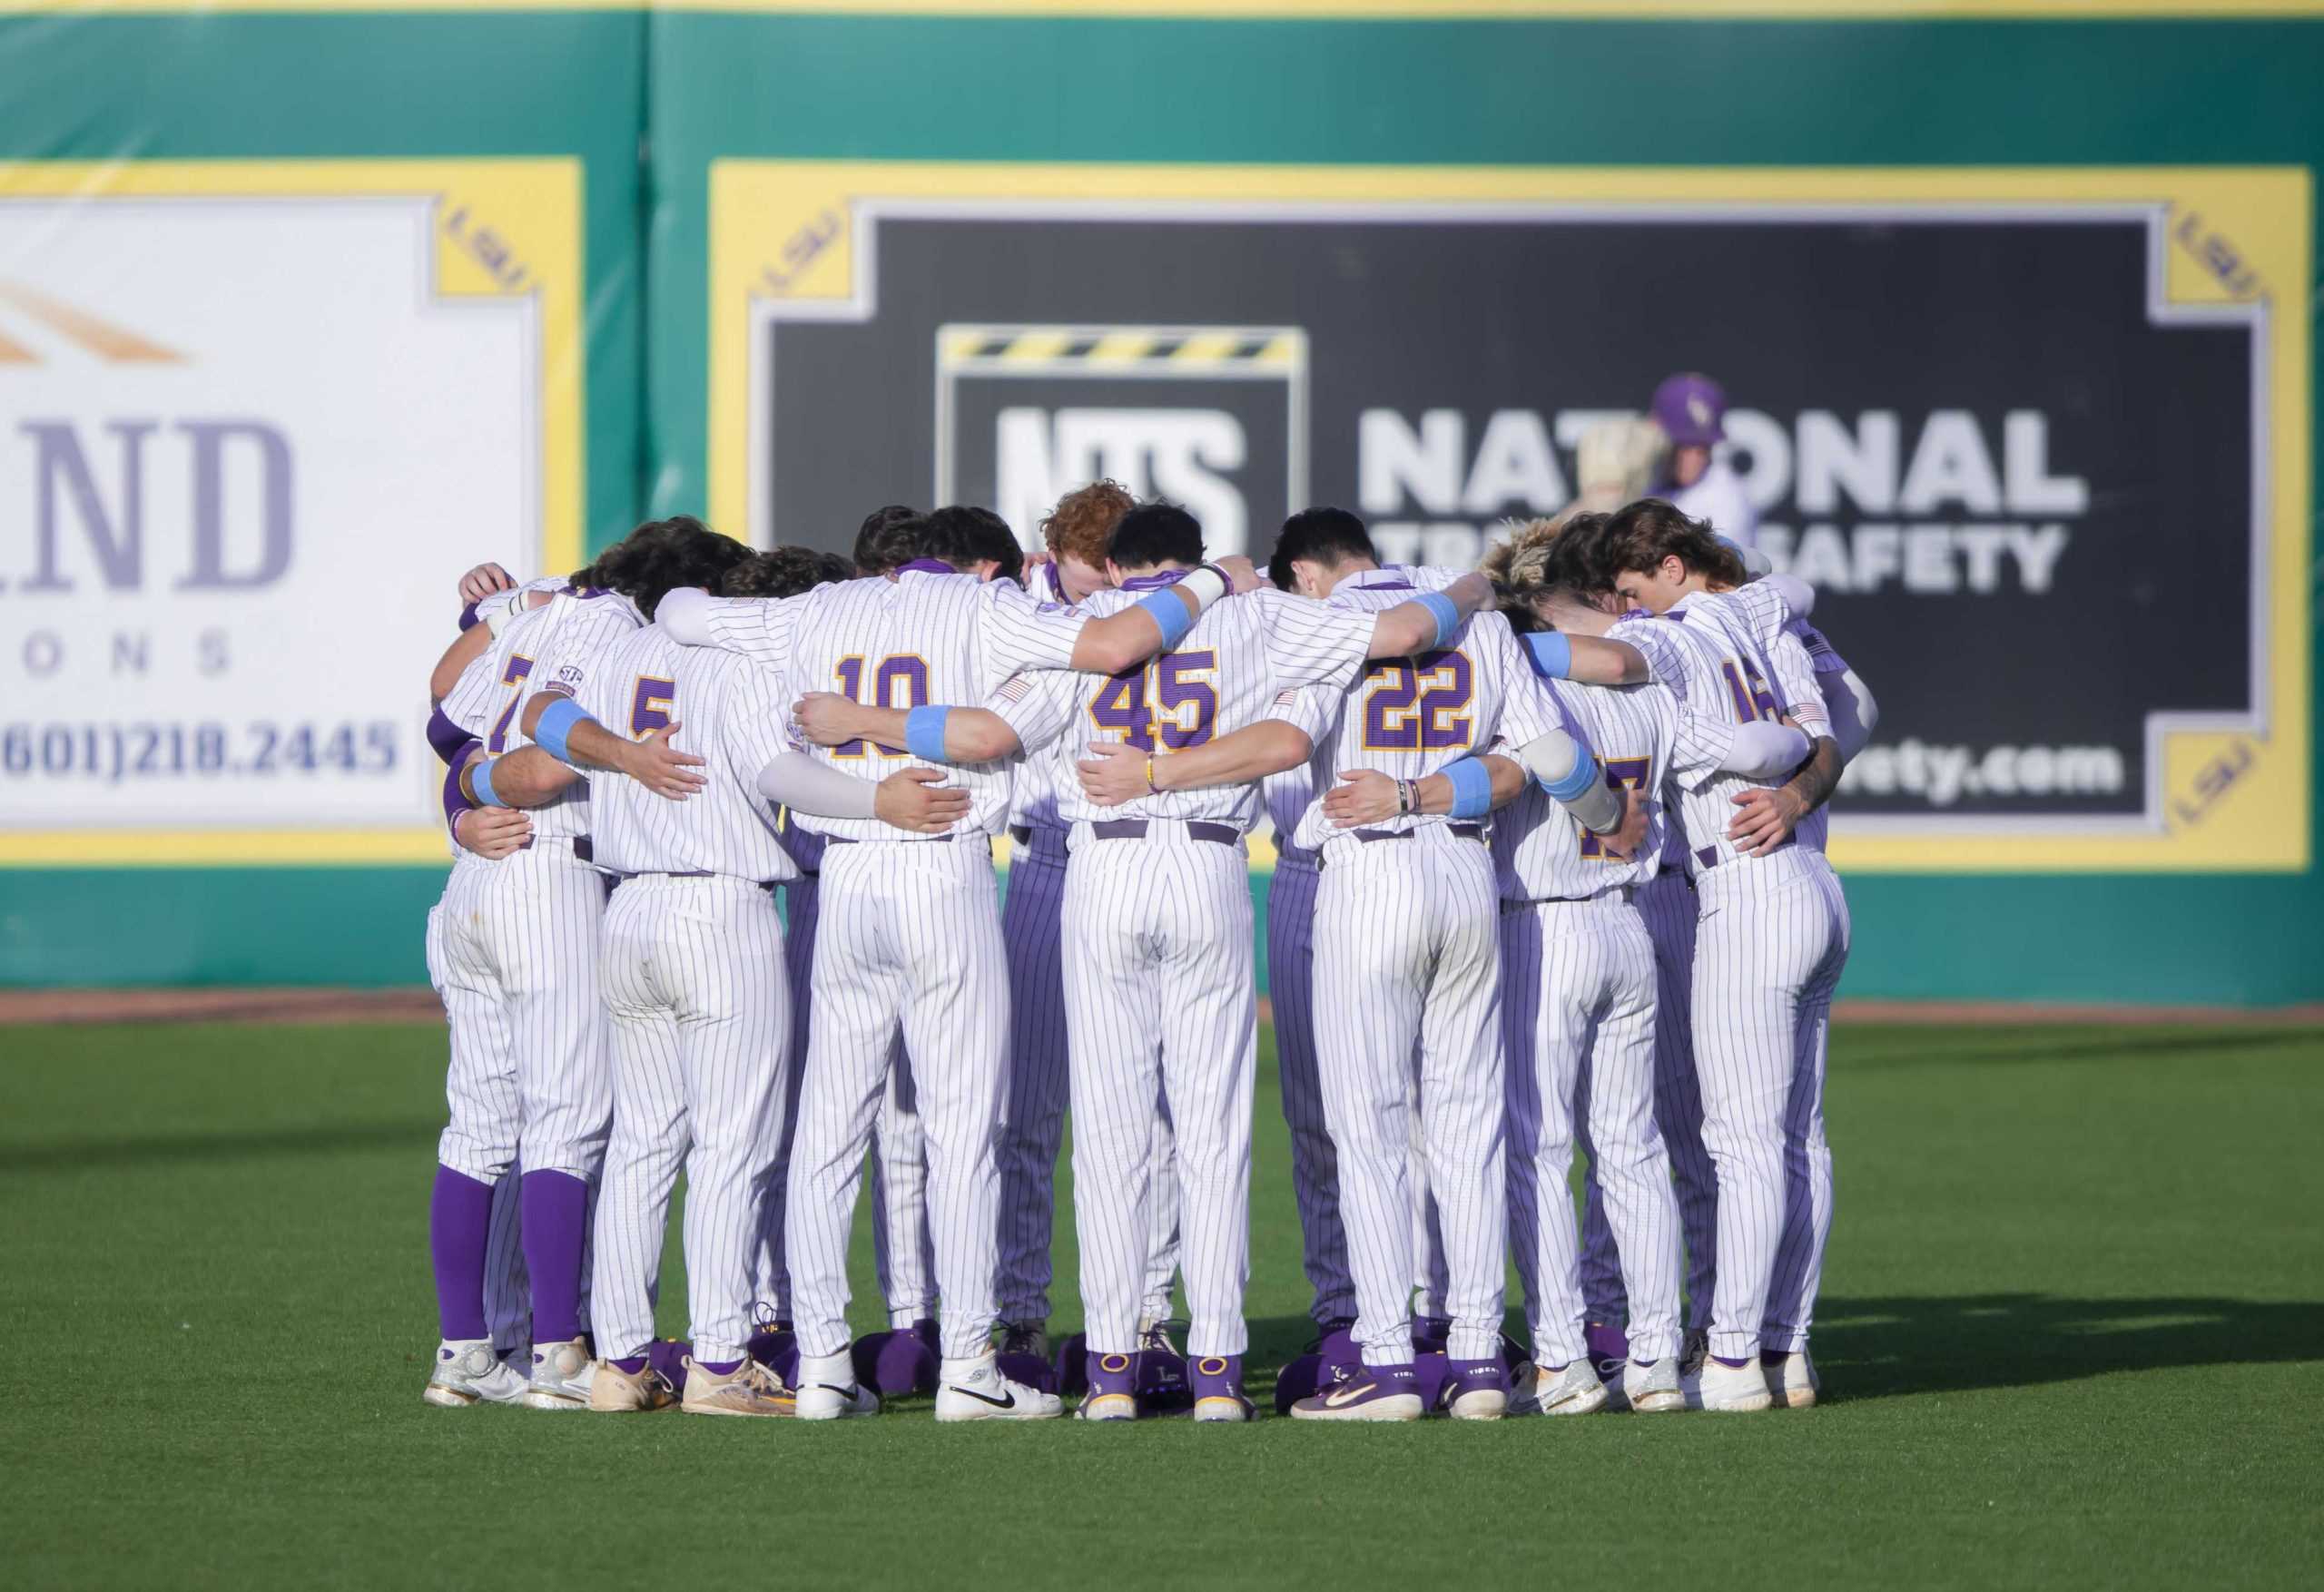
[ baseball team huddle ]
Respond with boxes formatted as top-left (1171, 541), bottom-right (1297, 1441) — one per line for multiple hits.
top-left (419, 376), bottom-right (1873, 1425)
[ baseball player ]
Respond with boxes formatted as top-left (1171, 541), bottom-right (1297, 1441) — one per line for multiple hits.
top-left (793, 503), bottom-right (1494, 1420)
top-left (655, 511), bottom-right (1249, 1420)
top-left (1649, 373), bottom-right (1759, 548)
top-left (1534, 504), bottom-right (1844, 1411)
top-left (994, 482), bottom-right (1184, 1371)
top-left (419, 519), bottom-right (743, 1410)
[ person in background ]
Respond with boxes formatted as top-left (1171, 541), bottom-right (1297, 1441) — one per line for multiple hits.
top-left (1649, 373), bottom-right (1758, 548)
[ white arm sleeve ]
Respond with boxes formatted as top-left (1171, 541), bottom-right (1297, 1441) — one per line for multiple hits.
top-left (1759, 571), bottom-right (1816, 620)
top-left (1822, 666), bottom-right (1879, 761)
top-left (753, 751), bottom-right (881, 820)
top-left (656, 587), bottom-right (715, 646)
top-left (1512, 727), bottom-right (1624, 835)
top-left (1722, 721), bottom-right (1811, 780)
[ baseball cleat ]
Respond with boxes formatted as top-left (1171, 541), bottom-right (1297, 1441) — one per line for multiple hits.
top-left (681, 1356), bottom-right (798, 1418)
top-left (1512, 1360), bottom-right (1608, 1417)
top-left (1076, 1350), bottom-right (1139, 1421)
top-left (524, 1336), bottom-right (596, 1410)
top-left (424, 1339), bottom-right (529, 1408)
top-left (1762, 1348), bottom-right (1819, 1409)
top-left (1190, 1355), bottom-right (1256, 1423)
top-left (1684, 1355), bottom-right (1775, 1413)
top-left (1289, 1362), bottom-right (1424, 1421)
top-left (587, 1357), bottom-right (678, 1412)
top-left (1439, 1357), bottom-right (1508, 1420)
top-left (937, 1352), bottom-right (1063, 1422)
top-left (998, 1319), bottom-right (1050, 1362)
top-left (1623, 1357), bottom-right (1685, 1414)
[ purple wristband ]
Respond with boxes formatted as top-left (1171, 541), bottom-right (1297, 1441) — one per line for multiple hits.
top-left (458, 600), bottom-right (481, 632)
top-left (442, 743), bottom-right (483, 829)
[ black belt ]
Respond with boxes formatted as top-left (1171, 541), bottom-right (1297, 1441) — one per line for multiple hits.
top-left (1085, 820), bottom-right (1239, 846)
top-left (823, 832), bottom-right (957, 845)
top-left (1694, 835), bottom-right (1793, 873)
top-left (623, 870), bottom-right (780, 892)
top-left (1009, 824), bottom-right (1069, 852)
top-left (1354, 823), bottom-right (1485, 843)
top-left (573, 834), bottom-right (593, 863)
top-left (1503, 883), bottom-right (1634, 910)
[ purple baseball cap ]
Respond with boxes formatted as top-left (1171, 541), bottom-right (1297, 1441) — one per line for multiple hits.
top-left (1649, 372), bottom-right (1728, 447)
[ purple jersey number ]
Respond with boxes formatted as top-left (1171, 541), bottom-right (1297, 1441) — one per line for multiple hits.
top-left (487, 654), bottom-right (536, 752)
top-left (1720, 657), bottom-right (1780, 725)
top-left (1578, 755), bottom-right (1654, 860)
top-left (629, 676), bottom-right (676, 739)
top-left (1361, 649), bottom-right (1473, 752)
top-left (832, 654), bottom-right (931, 757)
top-left (1088, 651), bottom-right (1218, 752)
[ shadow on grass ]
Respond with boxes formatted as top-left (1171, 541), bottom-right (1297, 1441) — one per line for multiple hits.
top-left (1236, 1292), bottom-right (2322, 1400)
top-left (0, 1118), bottom-right (439, 1174)
top-left (1846, 1027), bottom-right (2321, 1070)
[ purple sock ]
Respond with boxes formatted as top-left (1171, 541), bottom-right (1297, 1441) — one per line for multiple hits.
top-left (429, 1165), bottom-right (496, 1341)
top-left (610, 1355), bottom-right (649, 1375)
top-left (696, 1359), bottom-right (741, 1376)
top-left (520, 1169), bottom-right (590, 1344)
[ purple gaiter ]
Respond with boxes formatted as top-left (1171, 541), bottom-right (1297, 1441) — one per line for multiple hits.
top-left (522, 1169), bottom-right (590, 1345)
top-left (430, 1166), bottom-right (496, 1341)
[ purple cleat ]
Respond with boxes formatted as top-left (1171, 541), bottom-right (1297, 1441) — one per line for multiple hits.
top-left (1190, 1354), bottom-right (1256, 1423)
top-left (1289, 1361), bottom-right (1424, 1421)
top-left (1437, 1357), bottom-right (1508, 1420)
top-left (1136, 1321), bottom-right (1193, 1416)
top-left (1078, 1349), bottom-right (1138, 1421)
top-left (1412, 1315), bottom-right (1452, 1355)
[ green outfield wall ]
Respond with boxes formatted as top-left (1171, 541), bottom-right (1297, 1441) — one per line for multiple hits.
top-left (2, 4), bottom-right (2319, 1004)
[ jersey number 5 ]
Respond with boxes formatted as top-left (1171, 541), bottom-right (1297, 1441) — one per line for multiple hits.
top-left (832, 654), bottom-right (931, 757)
top-left (629, 676), bottom-right (676, 738)
top-left (1088, 652), bottom-right (1218, 752)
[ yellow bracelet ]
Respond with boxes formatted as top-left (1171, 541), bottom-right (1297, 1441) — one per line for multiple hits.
top-left (1144, 754), bottom-right (1157, 792)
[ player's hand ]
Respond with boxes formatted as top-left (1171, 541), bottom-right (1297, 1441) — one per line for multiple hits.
top-left (874, 767), bottom-right (970, 834)
top-left (1595, 786), bottom-right (1651, 860)
top-left (453, 805), bottom-right (532, 860)
top-left (458, 563), bottom-right (516, 603)
top-left (1728, 784), bottom-right (1806, 854)
top-left (1076, 742), bottom-right (1153, 807)
top-left (1322, 769), bottom-right (1398, 828)
top-left (792, 692), bottom-right (873, 748)
top-left (620, 722), bottom-right (708, 800)
top-left (1216, 555), bottom-right (1264, 595)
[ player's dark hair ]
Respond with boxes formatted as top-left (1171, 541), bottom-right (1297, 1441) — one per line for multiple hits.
top-left (585, 516), bottom-right (749, 620)
top-left (1107, 502), bottom-right (1206, 571)
top-left (1597, 497), bottom-right (1746, 590)
top-left (853, 505), bottom-right (921, 576)
top-left (1266, 506), bottom-right (1376, 591)
top-left (720, 545), bottom-right (843, 600)
top-left (1482, 515), bottom-right (1617, 634)
top-left (920, 505), bottom-right (1023, 584)
top-left (811, 550), bottom-right (856, 586)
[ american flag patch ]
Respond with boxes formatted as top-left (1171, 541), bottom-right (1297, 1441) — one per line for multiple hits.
top-left (1271, 688), bottom-right (1299, 708)
top-left (995, 676), bottom-right (1033, 703)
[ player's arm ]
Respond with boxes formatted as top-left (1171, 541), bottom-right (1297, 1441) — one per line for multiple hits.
top-left (792, 695), bottom-right (1025, 763)
top-left (429, 624), bottom-right (495, 705)
top-left (1516, 627), bottom-right (1653, 686)
top-left (753, 752), bottom-right (970, 836)
top-left (1728, 731), bottom-right (1841, 855)
top-left (1076, 720), bottom-right (1316, 808)
top-left (1317, 753), bottom-right (1527, 825)
top-left (440, 745), bottom-right (533, 858)
top-left (1359, 571), bottom-right (1498, 660)
top-left (458, 744), bottom-right (584, 810)
top-left (517, 690), bottom-right (707, 800)
top-left (1821, 664), bottom-right (1879, 762)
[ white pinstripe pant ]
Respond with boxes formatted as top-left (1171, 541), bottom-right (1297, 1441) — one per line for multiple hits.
top-left (1312, 830), bottom-right (1504, 1366)
top-left (1059, 826), bottom-right (1254, 1359)
top-left (1693, 849), bottom-right (1850, 1359)
top-left (1501, 892), bottom-right (1681, 1368)
top-left (785, 839), bottom-right (1009, 1362)
top-left (592, 874), bottom-right (791, 1362)
top-left (1000, 830), bottom-right (1181, 1326)
top-left (760, 873), bottom-right (935, 1326)
top-left (1265, 850), bottom-right (1354, 1325)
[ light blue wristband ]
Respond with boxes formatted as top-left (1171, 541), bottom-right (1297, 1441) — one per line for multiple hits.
top-left (1415, 590), bottom-right (1461, 650)
top-left (1444, 757), bottom-right (1493, 820)
top-left (1521, 630), bottom-right (1572, 680)
top-left (1542, 750), bottom-right (1603, 804)
top-left (532, 695), bottom-right (591, 764)
top-left (905, 705), bottom-right (952, 763)
top-left (1134, 588), bottom-right (1196, 648)
top-left (468, 755), bottom-right (503, 809)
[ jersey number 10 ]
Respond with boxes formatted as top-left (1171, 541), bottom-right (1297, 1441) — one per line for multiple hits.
top-left (832, 655), bottom-right (931, 758)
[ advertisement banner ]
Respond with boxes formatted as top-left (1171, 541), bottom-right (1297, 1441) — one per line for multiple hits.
top-left (708, 162), bottom-right (2309, 873)
top-left (0, 161), bottom-right (584, 864)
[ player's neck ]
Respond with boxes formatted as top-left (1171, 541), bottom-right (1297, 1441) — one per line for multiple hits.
top-left (1317, 558), bottom-right (1380, 596)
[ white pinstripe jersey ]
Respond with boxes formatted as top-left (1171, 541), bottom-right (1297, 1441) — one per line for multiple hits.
top-left (1288, 596), bottom-right (1559, 852)
top-left (694, 565), bottom-right (1088, 841)
top-left (1008, 560), bottom-right (1079, 833)
top-left (1709, 584), bottom-right (1852, 858)
top-left (1258, 565), bottom-right (1465, 851)
top-left (572, 624), bottom-right (799, 883)
top-left (1490, 677), bottom-right (1736, 901)
top-left (990, 581), bottom-right (1377, 833)
top-left (438, 589), bottom-right (643, 843)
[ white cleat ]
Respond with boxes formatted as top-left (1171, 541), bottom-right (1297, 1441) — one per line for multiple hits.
top-left (1511, 1360), bottom-right (1608, 1418)
top-left (1763, 1349), bottom-right (1819, 1409)
top-left (587, 1358), bottom-right (678, 1413)
top-left (1623, 1357), bottom-right (1685, 1414)
top-left (1684, 1355), bottom-right (1775, 1413)
top-left (936, 1353), bottom-right (1063, 1422)
top-left (794, 1351), bottom-right (881, 1420)
top-left (524, 1336), bottom-right (596, 1410)
top-left (424, 1339), bottom-right (529, 1408)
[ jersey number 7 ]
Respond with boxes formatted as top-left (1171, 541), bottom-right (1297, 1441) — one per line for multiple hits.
top-left (1578, 756), bottom-right (1653, 860)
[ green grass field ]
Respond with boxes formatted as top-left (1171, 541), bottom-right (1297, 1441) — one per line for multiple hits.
top-left (3, 1019), bottom-right (2319, 1590)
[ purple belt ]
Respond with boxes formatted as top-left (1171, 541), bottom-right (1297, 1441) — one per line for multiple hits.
top-left (1354, 824), bottom-right (1484, 843)
top-left (1083, 820), bottom-right (1239, 847)
top-left (1695, 835), bottom-right (1794, 873)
